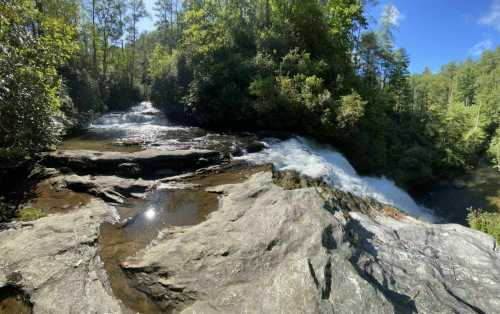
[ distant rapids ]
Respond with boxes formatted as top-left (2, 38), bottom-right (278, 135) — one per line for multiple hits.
top-left (239, 137), bottom-right (436, 221)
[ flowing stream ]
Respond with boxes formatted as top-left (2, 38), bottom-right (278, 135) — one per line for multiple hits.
top-left (61, 101), bottom-right (437, 221)
top-left (238, 137), bottom-right (436, 221)
top-left (60, 102), bottom-right (258, 153)
top-left (54, 101), bottom-right (500, 313)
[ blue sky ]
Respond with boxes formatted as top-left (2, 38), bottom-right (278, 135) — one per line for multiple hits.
top-left (367, 0), bottom-right (500, 73)
top-left (138, 0), bottom-right (500, 73)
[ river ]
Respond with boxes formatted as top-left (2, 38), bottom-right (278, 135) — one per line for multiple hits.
top-left (4, 101), bottom-right (497, 313)
top-left (60, 101), bottom-right (500, 226)
top-left (61, 101), bottom-right (446, 222)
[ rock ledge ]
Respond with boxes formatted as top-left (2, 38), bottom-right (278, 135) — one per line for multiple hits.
top-left (123, 171), bottom-right (500, 314)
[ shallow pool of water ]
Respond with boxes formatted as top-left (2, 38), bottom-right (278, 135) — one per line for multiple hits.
top-left (0, 286), bottom-right (32, 314)
top-left (99, 164), bottom-right (267, 314)
top-left (28, 179), bottom-right (91, 215)
top-left (58, 130), bottom-right (144, 153)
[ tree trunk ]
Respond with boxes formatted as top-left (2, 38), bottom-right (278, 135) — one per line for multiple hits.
top-left (103, 30), bottom-right (108, 79)
top-left (92, 0), bottom-right (97, 74)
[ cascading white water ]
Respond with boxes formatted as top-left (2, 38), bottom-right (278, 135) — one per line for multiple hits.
top-left (239, 137), bottom-right (435, 221)
top-left (91, 102), bottom-right (167, 128)
top-left (83, 103), bottom-right (435, 221)
top-left (87, 102), bottom-right (191, 148)
top-left (84, 102), bottom-right (253, 152)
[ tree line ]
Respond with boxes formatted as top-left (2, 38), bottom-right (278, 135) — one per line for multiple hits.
top-left (147, 0), bottom-right (499, 186)
top-left (0, 0), bottom-right (151, 159)
top-left (0, 0), bottom-right (499, 189)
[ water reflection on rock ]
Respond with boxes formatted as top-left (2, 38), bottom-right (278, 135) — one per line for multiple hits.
top-left (99, 164), bottom-right (266, 314)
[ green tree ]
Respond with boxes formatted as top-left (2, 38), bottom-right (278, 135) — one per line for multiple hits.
top-left (126, 0), bottom-right (148, 87)
top-left (0, 0), bottom-right (77, 158)
top-left (95, 0), bottom-right (124, 79)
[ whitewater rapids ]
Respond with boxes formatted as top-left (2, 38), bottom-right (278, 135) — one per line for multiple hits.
top-left (239, 137), bottom-right (436, 221)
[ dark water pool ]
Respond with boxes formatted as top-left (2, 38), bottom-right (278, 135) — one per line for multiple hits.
top-left (0, 286), bottom-right (32, 314)
top-left (417, 166), bottom-right (500, 224)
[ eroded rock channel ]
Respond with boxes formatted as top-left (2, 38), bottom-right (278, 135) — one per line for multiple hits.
top-left (1, 102), bottom-right (499, 314)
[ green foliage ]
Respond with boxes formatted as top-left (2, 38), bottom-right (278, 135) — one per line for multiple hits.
top-left (488, 129), bottom-right (500, 169)
top-left (61, 65), bottom-right (104, 115)
top-left (104, 75), bottom-right (142, 111)
top-left (4, 0), bottom-right (495, 192)
top-left (0, 0), bottom-right (77, 158)
top-left (410, 48), bottom-right (500, 178)
top-left (335, 91), bottom-right (366, 130)
top-left (146, 0), bottom-right (499, 187)
top-left (0, 199), bottom-right (13, 222)
top-left (467, 208), bottom-right (500, 243)
top-left (18, 207), bottom-right (46, 222)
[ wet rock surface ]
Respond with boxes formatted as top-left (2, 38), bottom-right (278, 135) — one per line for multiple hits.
top-left (42, 149), bottom-right (224, 178)
top-left (123, 171), bottom-right (500, 314)
top-left (3, 100), bottom-right (499, 313)
top-left (0, 198), bottom-right (125, 313)
top-left (97, 163), bottom-right (269, 314)
top-left (62, 174), bottom-right (156, 203)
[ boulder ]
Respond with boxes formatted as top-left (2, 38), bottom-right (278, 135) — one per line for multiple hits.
top-left (117, 162), bottom-right (142, 177)
top-left (123, 171), bottom-right (500, 314)
top-left (245, 141), bottom-right (267, 154)
top-left (42, 149), bottom-right (224, 178)
top-left (0, 199), bottom-right (125, 313)
top-left (62, 174), bottom-right (155, 203)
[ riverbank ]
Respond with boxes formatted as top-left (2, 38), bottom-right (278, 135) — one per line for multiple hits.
top-left (1, 101), bottom-right (499, 313)
top-left (416, 165), bottom-right (500, 224)
top-left (2, 152), bottom-right (499, 313)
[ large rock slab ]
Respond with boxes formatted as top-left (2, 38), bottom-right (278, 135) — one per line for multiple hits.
top-left (0, 199), bottom-right (126, 313)
top-left (123, 171), bottom-right (500, 314)
top-left (62, 174), bottom-right (156, 203)
top-left (42, 149), bottom-right (224, 178)
top-left (347, 212), bottom-right (500, 314)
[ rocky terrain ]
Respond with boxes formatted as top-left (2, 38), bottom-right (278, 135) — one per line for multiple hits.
top-left (1, 104), bottom-right (499, 313)
top-left (123, 171), bottom-right (500, 314)
top-left (42, 149), bottom-right (224, 178)
top-left (0, 198), bottom-right (124, 313)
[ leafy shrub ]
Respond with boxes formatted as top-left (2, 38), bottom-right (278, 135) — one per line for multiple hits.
top-left (467, 208), bottom-right (500, 243)
top-left (335, 91), bottom-right (367, 130)
top-left (0, 199), bottom-right (14, 222)
top-left (104, 75), bottom-right (142, 111)
top-left (150, 48), bottom-right (191, 122)
top-left (61, 66), bottom-right (104, 116)
top-left (0, 1), bottom-right (76, 159)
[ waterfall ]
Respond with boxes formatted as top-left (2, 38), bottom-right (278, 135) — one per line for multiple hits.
top-left (91, 102), bottom-right (165, 128)
top-left (239, 137), bottom-right (435, 221)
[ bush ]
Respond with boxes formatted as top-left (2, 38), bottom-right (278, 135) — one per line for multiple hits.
top-left (0, 199), bottom-right (15, 222)
top-left (61, 66), bottom-right (104, 115)
top-left (467, 208), bottom-right (500, 243)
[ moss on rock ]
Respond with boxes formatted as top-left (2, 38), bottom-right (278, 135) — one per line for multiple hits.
top-left (18, 207), bottom-right (46, 222)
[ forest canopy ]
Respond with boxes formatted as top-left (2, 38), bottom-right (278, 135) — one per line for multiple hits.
top-left (147, 0), bottom-right (500, 186)
top-left (0, 0), bottom-right (499, 188)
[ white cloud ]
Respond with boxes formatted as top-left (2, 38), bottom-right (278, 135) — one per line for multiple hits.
top-left (470, 39), bottom-right (494, 56)
top-left (381, 4), bottom-right (405, 27)
top-left (480, 0), bottom-right (500, 32)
